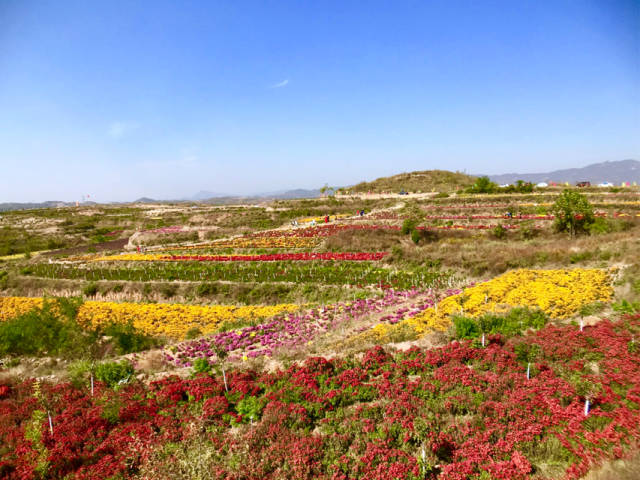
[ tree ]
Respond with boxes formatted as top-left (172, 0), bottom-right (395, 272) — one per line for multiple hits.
top-left (467, 176), bottom-right (497, 194)
top-left (551, 189), bottom-right (595, 237)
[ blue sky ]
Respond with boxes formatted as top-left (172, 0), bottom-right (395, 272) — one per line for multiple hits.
top-left (1, 0), bottom-right (638, 202)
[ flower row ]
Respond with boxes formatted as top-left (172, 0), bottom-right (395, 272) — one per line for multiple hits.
top-left (372, 268), bottom-right (613, 340)
top-left (91, 252), bottom-right (389, 262)
top-left (140, 225), bottom-right (185, 234)
top-left (0, 297), bottom-right (300, 339)
top-left (153, 235), bottom-right (319, 251)
top-left (165, 288), bottom-right (462, 366)
top-left (26, 262), bottom-right (450, 290)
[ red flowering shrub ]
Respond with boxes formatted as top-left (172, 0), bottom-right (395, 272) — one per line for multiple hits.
top-left (0, 315), bottom-right (638, 478)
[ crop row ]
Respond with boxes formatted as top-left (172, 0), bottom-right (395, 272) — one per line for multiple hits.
top-left (91, 252), bottom-right (388, 263)
top-left (152, 236), bottom-right (319, 251)
top-left (24, 262), bottom-right (450, 289)
top-left (165, 287), bottom-right (461, 366)
top-left (0, 296), bottom-right (300, 339)
top-left (1, 315), bottom-right (638, 478)
top-left (371, 268), bottom-right (613, 342)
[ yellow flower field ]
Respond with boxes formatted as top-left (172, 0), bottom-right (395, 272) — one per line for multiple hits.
top-left (0, 296), bottom-right (300, 339)
top-left (372, 268), bottom-right (613, 340)
top-left (155, 236), bottom-right (319, 251)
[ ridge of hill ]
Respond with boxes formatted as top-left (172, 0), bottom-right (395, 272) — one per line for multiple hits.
top-left (346, 170), bottom-right (476, 193)
top-left (487, 159), bottom-right (640, 185)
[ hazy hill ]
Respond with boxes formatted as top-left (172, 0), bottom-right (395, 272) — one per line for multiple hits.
top-left (0, 201), bottom-right (77, 212)
top-left (488, 159), bottom-right (640, 185)
top-left (348, 170), bottom-right (476, 193)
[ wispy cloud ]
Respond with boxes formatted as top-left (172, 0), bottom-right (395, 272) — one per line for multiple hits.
top-left (108, 121), bottom-right (140, 139)
top-left (269, 79), bottom-right (289, 89)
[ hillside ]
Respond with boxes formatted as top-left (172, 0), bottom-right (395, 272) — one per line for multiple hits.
top-left (347, 169), bottom-right (476, 193)
top-left (488, 159), bottom-right (640, 185)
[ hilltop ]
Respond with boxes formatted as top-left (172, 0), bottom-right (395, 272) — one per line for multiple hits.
top-left (345, 169), bottom-right (476, 193)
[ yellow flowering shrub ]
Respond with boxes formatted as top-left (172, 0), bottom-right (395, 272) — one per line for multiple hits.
top-left (0, 297), bottom-right (300, 339)
top-left (0, 296), bottom-right (44, 320)
top-left (156, 236), bottom-right (319, 250)
top-left (371, 268), bottom-right (613, 341)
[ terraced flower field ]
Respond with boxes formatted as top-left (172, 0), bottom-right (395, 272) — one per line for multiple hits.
top-left (0, 296), bottom-right (301, 338)
top-left (1, 182), bottom-right (639, 480)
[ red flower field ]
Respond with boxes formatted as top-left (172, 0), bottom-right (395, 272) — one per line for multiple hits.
top-left (1, 315), bottom-right (638, 479)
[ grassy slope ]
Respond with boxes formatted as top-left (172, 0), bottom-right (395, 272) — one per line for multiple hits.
top-left (348, 169), bottom-right (477, 193)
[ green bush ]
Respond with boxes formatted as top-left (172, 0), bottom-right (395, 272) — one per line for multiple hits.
top-left (102, 321), bottom-right (163, 354)
top-left (401, 219), bottom-right (417, 235)
top-left (410, 229), bottom-right (422, 244)
top-left (95, 360), bottom-right (134, 387)
top-left (466, 176), bottom-right (497, 194)
top-left (197, 283), bottom-right (217, 297)
top-left (161, 283), bottom-right (178, 298)
top-left (185, 327), bottom-right (202, 340)
top-left (235, 395), bottom-right (264, 422)
top-left (452, 316), bottom-right (480, 339)
top-left (192, 358), bottom-right (212, 374)
top-left (612, 299), bottom-right (640, 314)
top-left (83, 282), bottom-right (99, 297)
top-left (491, 225), bottom-right (506, 239)
top-left (453, 308), bottom-right (548, 340)
top-left (0, 299), bottom-right (95, 358)
top-left (551, 190), bottom-right (595, 237)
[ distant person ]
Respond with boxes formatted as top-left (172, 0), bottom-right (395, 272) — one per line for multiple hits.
top-left (325, 215), bottom-right (329, 223)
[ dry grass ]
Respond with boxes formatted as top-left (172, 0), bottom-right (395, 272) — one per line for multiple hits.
top-left (582, 449), bottom-right (640, 480)
top-left (322, 228), bottom-right (404, 252)
top-left (388, 226), bottom-right (640, 278)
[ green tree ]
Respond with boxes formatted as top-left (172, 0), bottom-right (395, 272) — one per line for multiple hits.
top-left (468, 176), bottom-right (497, 194)
top-left (551, 189), bottom-right (595, 237)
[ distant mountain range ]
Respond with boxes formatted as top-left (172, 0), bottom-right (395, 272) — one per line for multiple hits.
top-left (2, 160), bottom-right (638, 212)
top-left (129, 188), bottom-right (322, 205)
top-left (487, 159), bottom-right (639, 185)
top-left (0, 201), bottom-right (91, 212)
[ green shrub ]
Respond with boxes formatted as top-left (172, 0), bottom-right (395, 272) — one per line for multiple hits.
top-left (588, 217), bottom-right (611, 234)
top-left (569, 250), bottom-right (593, 264)
top-left (161, 283), bottom-right (178, 298)
top-left (95, 360), bottom-right (134, 387)
top-left (612, 299), bottom-right (640, 314)
top-left (0, 299), bottom-right (95, 358)
top-left (235, 395), bottom-right (264, 422)
top-left (491, 225), bottom-right (506, 239)
top-left (452, 316), bottom-right (480, 339)
top-left (410, 229), bottom-right (422, 244)
top-left (453, 308), bottom-right (548, 340)
top-left (83, 282), bottom-right (99, 297)
top-left (192, 358), bottom-right (212, 374)
top-left (111, 283), bottom-right (124, 293)
top-left (185, 327), bottom-right (202, 340)
top-left (433, 192), bottom-right (449, 198)
top-left (197, 283), bottom-right (217, 297)
top-left (514, 342), bottom-right (541, 363)
top-left (466, 176), bottom-right (497, 194)
top-left (101, 321), bottom-right (163, 354)
top-left (401, 219), bottom-right (417, 235)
